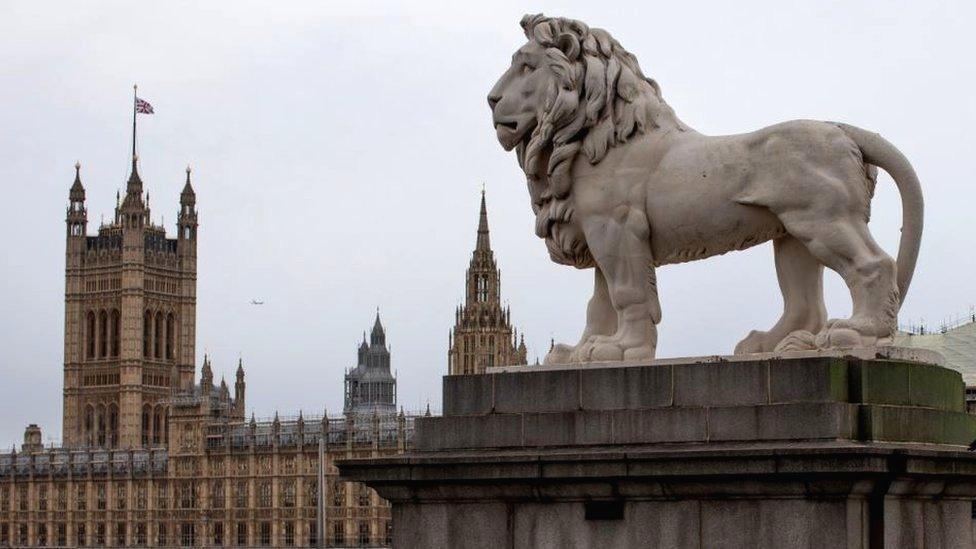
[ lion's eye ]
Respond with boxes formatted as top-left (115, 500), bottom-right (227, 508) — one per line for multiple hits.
top-left (521, 64), bottom-right (534, 75)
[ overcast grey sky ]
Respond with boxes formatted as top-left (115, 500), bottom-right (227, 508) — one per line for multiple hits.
top-left (1, 1), bottom-right (974, 446)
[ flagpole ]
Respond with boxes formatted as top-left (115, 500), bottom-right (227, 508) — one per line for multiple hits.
top-left (132, 84), bottom-right (137, 159)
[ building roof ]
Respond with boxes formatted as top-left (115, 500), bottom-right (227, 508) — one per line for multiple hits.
top-left (893, 319), bottom-right (976, 384)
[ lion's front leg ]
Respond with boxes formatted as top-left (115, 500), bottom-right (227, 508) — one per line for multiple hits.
top-left (577, 210), bottom-right (660, 362)
top-left (545, 268), bottom-right (616, 364)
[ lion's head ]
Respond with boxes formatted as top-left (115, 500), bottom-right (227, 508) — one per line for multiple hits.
top-left (488, 14), bottom-right (682, 218)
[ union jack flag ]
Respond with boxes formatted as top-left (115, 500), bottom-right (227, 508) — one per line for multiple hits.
top-left (135, 97), bottom-right (154, 114)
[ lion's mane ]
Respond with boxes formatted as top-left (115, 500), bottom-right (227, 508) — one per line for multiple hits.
top-left (517, 14), bottom-right (683, 267)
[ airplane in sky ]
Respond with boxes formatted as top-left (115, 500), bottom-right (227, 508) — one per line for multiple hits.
top-left (250, 300), bottom-right (265, 305)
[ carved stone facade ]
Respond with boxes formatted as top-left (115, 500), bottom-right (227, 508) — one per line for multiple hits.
top-left (0, 410), bottom-right (413, 548)
top-left (0, 160), bottom-right (413, 547)
top-left (448, 192), bottom-right (527, 374)
top-left (62, 159), bottom-right (199, 449)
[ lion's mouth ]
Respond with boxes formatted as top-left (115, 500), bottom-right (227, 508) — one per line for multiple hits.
top-left (494, 116), bottom-right (536, 151)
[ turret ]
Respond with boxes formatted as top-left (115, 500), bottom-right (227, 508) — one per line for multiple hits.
top-left (235, 359), bottom-right (246, 412)
top-left (358, 332), bottom-right (368, 364)
top-left (200, 354), bottom-right (213, 392)
top-left (66, 162), bottom-right (87, 238)
top-left (219, 377), bottom-right (230, 402)
top-left (178, 166), bottom-right (198, 245)
top-left (21, 424), bottom-right (43, 453)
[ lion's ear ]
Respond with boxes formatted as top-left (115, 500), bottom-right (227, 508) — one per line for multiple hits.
top-left (557, 33), bottom-right (580, 61)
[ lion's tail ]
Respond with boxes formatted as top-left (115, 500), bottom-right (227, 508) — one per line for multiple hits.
top-left (834, 122), bottom-right (923, 306)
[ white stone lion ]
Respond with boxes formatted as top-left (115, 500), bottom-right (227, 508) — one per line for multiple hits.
top-left (488, 14), bottom-right (923, 364)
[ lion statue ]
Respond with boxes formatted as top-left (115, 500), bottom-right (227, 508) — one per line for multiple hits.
top-left (488, 14), bottom-right (923, 364)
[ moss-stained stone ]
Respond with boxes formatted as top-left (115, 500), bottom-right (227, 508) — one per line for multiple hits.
top-left (859, 405), bottom-right (976, 445)
top-left (849, 360), bottom-right (911, 406)
top-left (847, 360), bottom-right (965, 412)
top-left (907, 362), bottom-right (965, 412)
top-left (943, 410), bottom-right (976, 445)
top-left (767, 358), bottom-right (849, 403)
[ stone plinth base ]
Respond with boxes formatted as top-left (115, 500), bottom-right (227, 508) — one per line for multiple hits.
top-left (339, 355), bottom-right (976, 548)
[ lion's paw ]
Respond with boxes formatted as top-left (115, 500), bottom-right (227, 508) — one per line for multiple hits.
top-left (773, 323), bottom-right (885, 353)
top-left (622, 345), bottom-right (654, 362)
top-left (773, 330), bottom-right (818, 352)
top-left (588, 341), bottom-right (624, 362)
top-left (814, 326), bottom-right (875, 349)
top-left (734, 330), bottom-right (775, 355)
top-left (578, 334), bottom-right (610, 362)
top-left (544, 344), bottom-right (576, 365)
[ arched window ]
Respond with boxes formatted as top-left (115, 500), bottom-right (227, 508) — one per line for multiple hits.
top-left (142, 405), bottom-right (151, 446)
top-left (166, 314), bottom-right (175, 360)
top-left (143, 310), bottom-right (152, 357)
top-left (98, 310), bottom-right (108, 358)
top-left (154, 311), bottom-right (164, 359)
top-left (97, 404), bottom-right (107, 447)
top-left (358, 522), bottom-right (369, 545)
top-left (85, 405), bottom-right (94, 446)
top-left (110, 310), bottom-right (121, 357)
top-left (86, 312), bottom-right (96, 359)
top-left (108, 404), bottom-right (119, 448)
top-left (153, 407), bottom-right (163, 445)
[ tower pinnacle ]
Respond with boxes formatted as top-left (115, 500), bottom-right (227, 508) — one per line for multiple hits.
top-left (371, 309), bottom-right (386, 346)
top-left (70, 162), bottom-right (84, 195)
top-left (476, 189), bottom-right (490, 252)
top-left (66, 162), bottom-right (87, 237)
top-left (119, 155), bottom-right (145, 214)
top-left (181, 166), bottom-right (196, 202)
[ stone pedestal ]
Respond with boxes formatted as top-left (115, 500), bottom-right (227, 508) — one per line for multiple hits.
top-left (339, 353), bottom-right (976, 548)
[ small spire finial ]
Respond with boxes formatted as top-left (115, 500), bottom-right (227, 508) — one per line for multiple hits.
top-left (75, 161), bottom-right (81, 171)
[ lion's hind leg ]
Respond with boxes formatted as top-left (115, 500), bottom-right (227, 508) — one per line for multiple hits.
top-left (777, 211), bottom-right (898, 350)
top-left (734, 235), bottom-right (827, 354)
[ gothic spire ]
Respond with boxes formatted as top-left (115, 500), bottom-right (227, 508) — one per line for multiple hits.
top-left (70, 162), bottom-right (85, 196)
top-left (127, 154), bottom-right (143, 194)
top-left (476, 189), bottom-right (491, 253)
top-left (371, 308), bottom-right (386, 345)
top-left (119, 154), bottom-right (145, 212)
top-left (181, 165), bottom-right (196, 203)
top-left (201, 355), bottom-right (213, 387)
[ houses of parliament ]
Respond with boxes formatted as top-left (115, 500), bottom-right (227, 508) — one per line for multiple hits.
top-left (0, 152), bottom-right (527, 547)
